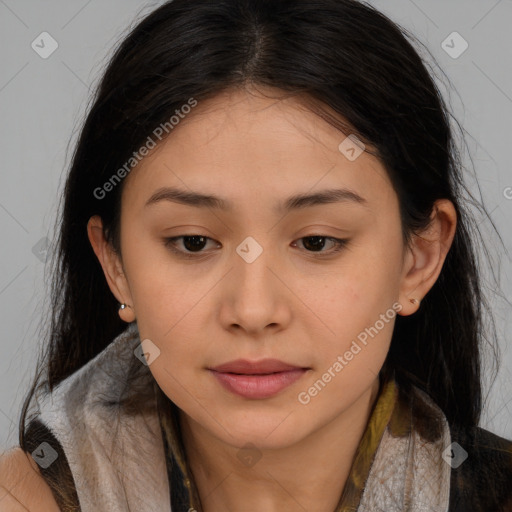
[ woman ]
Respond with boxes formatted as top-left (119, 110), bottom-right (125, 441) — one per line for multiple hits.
top-left (1, 0), bottom-right (511, 510)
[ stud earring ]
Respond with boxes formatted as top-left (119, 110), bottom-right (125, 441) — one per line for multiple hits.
top-left (118, 303), bottom-right (135, 322)
top-left (409, 298), bottom-right (421, 306)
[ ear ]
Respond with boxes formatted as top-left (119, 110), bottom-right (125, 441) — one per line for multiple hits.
top-left (397, 199), bottom-right (457, 316)
top-left (87, 215), bottom-right (135, 322)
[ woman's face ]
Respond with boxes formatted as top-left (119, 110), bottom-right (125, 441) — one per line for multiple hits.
top-left (100, 86), bottom-right (419, 449)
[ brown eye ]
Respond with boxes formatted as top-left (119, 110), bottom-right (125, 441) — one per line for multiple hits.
top-left (164, 235), bottom-right (219, 258)
top-left (292, 236), bottom-right (348, 255)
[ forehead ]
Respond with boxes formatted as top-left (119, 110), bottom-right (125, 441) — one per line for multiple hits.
top-left (121, 86), bottom-right (396, 214)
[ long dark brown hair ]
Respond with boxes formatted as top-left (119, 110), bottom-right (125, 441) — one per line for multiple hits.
top-left (18, 0), bottom-right (505, 509)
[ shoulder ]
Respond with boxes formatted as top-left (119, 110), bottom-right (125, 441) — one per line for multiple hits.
top-left (0, 447), bottom-right (60, 511)
top-left (448, 425), bottom-right (512, 511)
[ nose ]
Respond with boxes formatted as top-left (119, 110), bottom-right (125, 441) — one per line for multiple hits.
top-left (217, 240), bottom-right (292, 336)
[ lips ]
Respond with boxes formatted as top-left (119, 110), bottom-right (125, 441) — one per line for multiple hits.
top-left (210, 358), bottom-right (303, 374)
top-left (208, 359), bottom-right (309, 399)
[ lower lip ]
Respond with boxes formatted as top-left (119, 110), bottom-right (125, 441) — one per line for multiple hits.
top-left (209, 369), bottom-right (307, 399)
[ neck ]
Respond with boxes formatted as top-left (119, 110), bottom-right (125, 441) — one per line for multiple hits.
top-left (179, 377), bottom-right (381, 512)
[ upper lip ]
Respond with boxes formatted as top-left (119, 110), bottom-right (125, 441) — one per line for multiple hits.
top-left (209, 359), bottom-right (306, 375)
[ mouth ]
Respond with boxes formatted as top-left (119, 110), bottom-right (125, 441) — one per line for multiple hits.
top-left (208, 359), bottom-right (309, 399)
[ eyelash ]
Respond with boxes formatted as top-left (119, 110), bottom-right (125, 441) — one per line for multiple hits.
top-left (163, 235), bottom-right (349, 259)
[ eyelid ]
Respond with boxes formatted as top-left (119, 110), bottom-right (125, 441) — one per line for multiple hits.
top-left (292, 236), bottom-right (348, 255)
top-left (163, 235), bottom-right (218, 259)
top-left (163, 234), bottom-right (349, 259)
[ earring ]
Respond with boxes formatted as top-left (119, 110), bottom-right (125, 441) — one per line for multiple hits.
top-left (409, 298), bottom-right (421, 306)
top-left (118, 303), bottom-right (135, 323)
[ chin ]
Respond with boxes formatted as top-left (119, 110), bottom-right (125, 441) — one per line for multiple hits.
top-left (210, 411), bottom-right (310, 450)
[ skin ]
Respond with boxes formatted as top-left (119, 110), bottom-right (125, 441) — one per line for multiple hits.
top-left (87, 85), bottom-right (457, 512)
top-left (0, 448), bottom-right (61, 511)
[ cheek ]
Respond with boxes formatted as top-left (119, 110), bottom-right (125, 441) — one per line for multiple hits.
top-left (116, 220), bottom-right (216, 405)
top-left (295, 265), bottom-right (399, 410)
top-left (306, 254), bottom-right (400, 337)
top-left (134, 302), bottom-right (209, 413)
top-left (294, 243), bottom-right (402, 378)
top-left (121, 230), bottom-right (196, 324)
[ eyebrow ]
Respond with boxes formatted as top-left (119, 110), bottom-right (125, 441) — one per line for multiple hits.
top-left (144, 186), bottom-right (367, 212)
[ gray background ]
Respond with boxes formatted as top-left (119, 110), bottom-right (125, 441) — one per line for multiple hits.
top-left (1, 0), bottom-right (511, 450)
